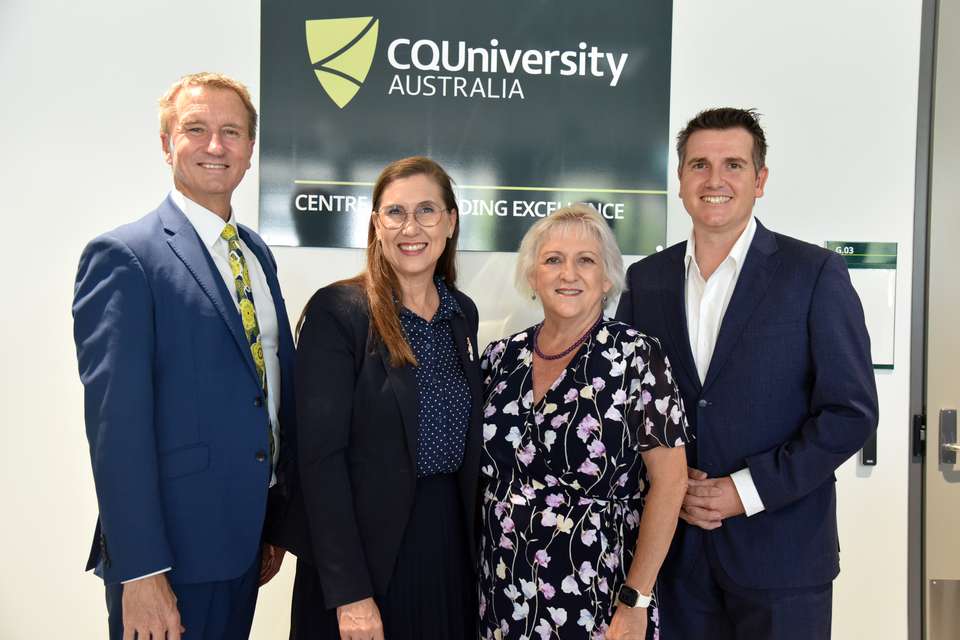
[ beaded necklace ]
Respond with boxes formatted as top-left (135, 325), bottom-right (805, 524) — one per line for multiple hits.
top-left (533, 315), bottom-right (603, 361)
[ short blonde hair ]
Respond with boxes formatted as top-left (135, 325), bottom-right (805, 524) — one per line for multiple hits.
top-left (514, 203), bottom-right (625, 307)
top-left (158, 72), bottom-right (258, 140)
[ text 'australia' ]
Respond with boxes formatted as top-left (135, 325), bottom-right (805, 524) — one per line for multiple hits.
top-left (384, 37), bottom-right (630, 101)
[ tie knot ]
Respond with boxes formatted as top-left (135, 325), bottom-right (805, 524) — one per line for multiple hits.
top-left (220, 224), bottom-right (238, 242)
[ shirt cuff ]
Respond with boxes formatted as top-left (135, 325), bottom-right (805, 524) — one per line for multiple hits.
top-left (730, 468), bottom-right (765, 517)
top-left (121, 567), bottom-right (172, 584)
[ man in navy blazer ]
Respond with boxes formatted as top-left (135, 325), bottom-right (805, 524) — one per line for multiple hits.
top-left (616, 108), bottom-right (878, 639)
top-left (73, 73), bottom-right (295, 639)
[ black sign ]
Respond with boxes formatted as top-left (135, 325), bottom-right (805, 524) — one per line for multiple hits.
top-left (260, 1), bottom-right (672, 253)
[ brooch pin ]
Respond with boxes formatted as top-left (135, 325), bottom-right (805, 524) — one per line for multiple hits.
top-left (467, 338), bottom-right (475, 361)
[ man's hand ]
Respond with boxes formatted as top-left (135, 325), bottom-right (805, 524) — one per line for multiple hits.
top-left (606, 603), bottom-right (648, 639)
top-left (259, 543), bottom-right (286, 586)
top-left (121, 573), bottom-right (183, 640)
top-left (337, 597), bottom-right (384, 640)
top-left (680, 467), bottom-right (745, 530)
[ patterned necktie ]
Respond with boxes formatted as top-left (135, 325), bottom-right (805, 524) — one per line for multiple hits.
top-left (220, 224), bottom-right (275, 465)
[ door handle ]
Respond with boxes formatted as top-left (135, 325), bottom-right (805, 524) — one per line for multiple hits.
top-left (941, 409), bottom-right (958, 464)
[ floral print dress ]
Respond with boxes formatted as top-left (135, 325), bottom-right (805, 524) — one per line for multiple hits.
top-left (478, 319), bottom-right (691, 640)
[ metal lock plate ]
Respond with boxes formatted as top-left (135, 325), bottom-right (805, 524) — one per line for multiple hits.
top-left (940, 409), bottom-right (958, 465)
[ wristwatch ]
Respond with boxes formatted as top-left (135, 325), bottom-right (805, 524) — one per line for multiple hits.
top-left (617, 584), bottom-right (653, 608)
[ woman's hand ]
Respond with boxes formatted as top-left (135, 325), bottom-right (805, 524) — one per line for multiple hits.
top-left (336, 597), bottom-right (384, 640)
top-left (606, 604), bottom-right (648, 639)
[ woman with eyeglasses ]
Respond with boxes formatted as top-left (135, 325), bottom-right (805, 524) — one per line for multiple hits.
top-left (280, 157), bottom-right (482, 639)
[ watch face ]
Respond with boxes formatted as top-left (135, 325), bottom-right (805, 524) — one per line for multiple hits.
top-left (618, 585), bottom-right (639, 607)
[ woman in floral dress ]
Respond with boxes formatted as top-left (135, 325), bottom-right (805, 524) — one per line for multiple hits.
top-left (479, 204), bottom-right (691, 640)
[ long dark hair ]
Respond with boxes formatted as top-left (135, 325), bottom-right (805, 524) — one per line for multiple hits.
top-left (342, 156), bottom-right (460, 367)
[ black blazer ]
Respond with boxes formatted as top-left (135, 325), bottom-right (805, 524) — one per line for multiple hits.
top-left (271, 282), bottom-right (483, 609)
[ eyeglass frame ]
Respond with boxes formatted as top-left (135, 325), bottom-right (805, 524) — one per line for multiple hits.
top-left (373, 202), bottom-right (452, 229)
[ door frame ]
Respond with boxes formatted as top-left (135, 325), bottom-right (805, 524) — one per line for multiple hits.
top-left (910, 0), bottom-right (939, 638)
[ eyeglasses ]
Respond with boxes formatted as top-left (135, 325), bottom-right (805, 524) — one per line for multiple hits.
top-left (375, 203), bottom-right (449, 229)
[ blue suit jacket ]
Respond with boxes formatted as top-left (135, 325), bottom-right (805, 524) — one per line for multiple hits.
top-left (73, 195), bottom-right (297, 586)
top-left (616, 220), bottom-right (878, 589)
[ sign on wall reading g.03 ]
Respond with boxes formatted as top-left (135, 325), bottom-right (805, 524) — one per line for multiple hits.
top-left (260, 1), bottom-right (672, 253)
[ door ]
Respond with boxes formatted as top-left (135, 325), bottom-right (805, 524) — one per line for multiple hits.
top-left (924, 1), bottom-right (960, 637)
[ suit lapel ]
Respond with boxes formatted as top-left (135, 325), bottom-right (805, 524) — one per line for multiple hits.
top-left (238, 227), bottom-right (279, 307)
top-left (239, 227), bottom-right (298, 448)
top-left (702, 221), bottom-right (781, 392)
top-left (450, 314), bottom-right (481, 409)
top-left (237, 225), bottom-right (296, 364)
top-left (159, 198), bottom-right (260, 386)
top-left (451, 313), bottom-right (483, 463)
top-left (378, 342), bottom-right (420, 465)
top-left (377, 303), bottom-right (481, 471)
top-left (660, 245), bottom-right (701, 394)
top-left (451, 306), bottom-right (482, 556)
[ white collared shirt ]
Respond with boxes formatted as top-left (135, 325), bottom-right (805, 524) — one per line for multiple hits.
top-left (684, 216), bottom-right (765, 517)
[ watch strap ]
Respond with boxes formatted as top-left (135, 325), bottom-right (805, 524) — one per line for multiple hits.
top-left (617, 584), bottom-right (653, 608)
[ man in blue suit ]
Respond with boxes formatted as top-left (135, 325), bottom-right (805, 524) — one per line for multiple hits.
top-left (616, 108), bottom-right (878, 639)
top-left (73, 72), bottom-right (295, 639)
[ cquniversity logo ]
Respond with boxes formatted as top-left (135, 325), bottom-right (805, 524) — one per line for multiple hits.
top-left (306, 17), bottom-right (379, 109)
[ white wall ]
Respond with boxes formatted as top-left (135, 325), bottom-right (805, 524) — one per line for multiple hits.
top-left (668, 4), bottom-right (921, 639)
top-left (0, 1), bottom-right (922, 637)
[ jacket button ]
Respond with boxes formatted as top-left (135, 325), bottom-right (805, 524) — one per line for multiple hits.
top-left (255, 450), bottom-right (267, 462)
top-left (698, 399), bottom-right (708, 408)
top-left (254, 397), bottom-right (263, 407)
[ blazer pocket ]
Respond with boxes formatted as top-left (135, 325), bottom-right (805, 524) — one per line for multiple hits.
top-left (159, 443), bottom-right (210, 479)
top-left (747, 320), bottom-right (802, 337)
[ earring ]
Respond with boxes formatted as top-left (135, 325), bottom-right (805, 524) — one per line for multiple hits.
top-left (531, 292), bottom-right (537, 300)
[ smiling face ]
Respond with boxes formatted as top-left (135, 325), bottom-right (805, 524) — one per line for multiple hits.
top-left (678, 127), bottom-right (768, 237)
top-left (530, 225), bottom-right (612, 326)
top-left (373, 173), bottom-right (457, 287)
top-left (160, 85), bottom-right (255, 220)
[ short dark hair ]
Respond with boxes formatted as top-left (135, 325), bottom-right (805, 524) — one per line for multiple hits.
top-left (677, 107), bottom-right (767, 171)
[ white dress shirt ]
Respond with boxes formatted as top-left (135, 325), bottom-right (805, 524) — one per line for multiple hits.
top-left (124, 191), bottom-right (282, 583)
top-left (684, 216), bottom-right (765, 517)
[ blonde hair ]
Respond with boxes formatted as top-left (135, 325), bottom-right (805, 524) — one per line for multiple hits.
top-left (514, 203), bottom-right (625, 307)
top-left (158, 72), bottom-right (258, 140)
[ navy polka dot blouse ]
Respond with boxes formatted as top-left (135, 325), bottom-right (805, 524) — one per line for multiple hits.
top-left (399, 278), bottom-right (472, 477)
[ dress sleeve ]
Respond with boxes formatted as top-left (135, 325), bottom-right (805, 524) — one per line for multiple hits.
top-left (627, 334), bottom-right (692, 451)
top-left (479, 338), bottom-right (508, 394)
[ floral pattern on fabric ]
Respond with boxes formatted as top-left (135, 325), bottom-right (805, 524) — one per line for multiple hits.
top-left (477, 319), bottom-right (691, 640)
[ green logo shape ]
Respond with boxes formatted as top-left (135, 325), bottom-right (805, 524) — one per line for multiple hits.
top-left (306, 17), bottom-right (379, 109)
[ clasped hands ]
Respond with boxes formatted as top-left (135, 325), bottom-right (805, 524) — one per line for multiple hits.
top-left (679, 467), bottom-right (745, 530)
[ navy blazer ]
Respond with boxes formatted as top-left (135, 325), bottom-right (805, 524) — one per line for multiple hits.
top-left (271, 282), bottom-right (483, 609)
top-left (73, 195), bottom-right (297, 586)
top-left (616, 220), bottom-right (878, 589)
